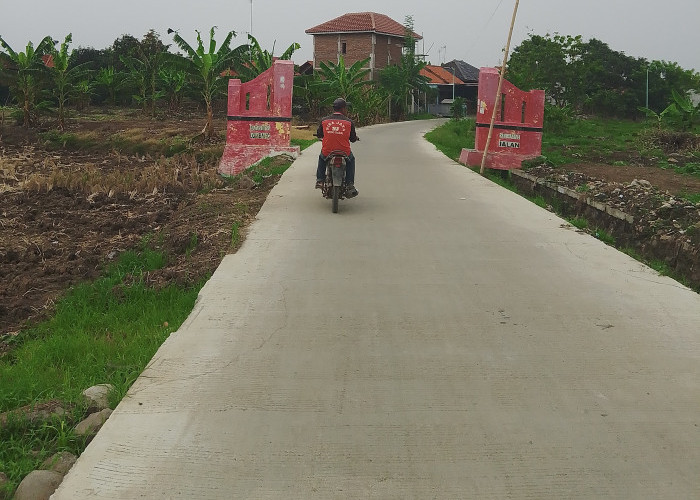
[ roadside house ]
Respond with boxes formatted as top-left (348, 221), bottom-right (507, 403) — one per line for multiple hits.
top-left (305, 12), bottom-right (422, 81)
top-left (441, 59), bottom-right (480, 114)
top-left (420, 64), bottom-right (465, 116)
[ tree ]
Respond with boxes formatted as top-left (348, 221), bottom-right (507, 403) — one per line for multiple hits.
top-left (0, 35), bottom-right (55, 126)
top-left (120, 30), bottom-right (168, 115)
top-left (509, 32), bottom-right (700, 120)
top-left (508, 33), bottom-right (581, 108)
top-left (158, 67), bottom-right (187, 112)
top-left (232, 34), bottom-right (299, 82)
top-left (47, 33), bottom-right (91, 130)
top-left (168, 27), bottom-right (249, 138)
top-left (378, 17), bottom-right (431, 120)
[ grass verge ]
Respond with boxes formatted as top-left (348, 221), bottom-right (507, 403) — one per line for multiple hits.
top-left (423, 119), bottom-right (698, 292)
top-left (0, 247), bottom-right (202, 495)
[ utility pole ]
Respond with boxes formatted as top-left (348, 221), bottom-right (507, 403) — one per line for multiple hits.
top-left (646, 67), bottom-right (649, 109)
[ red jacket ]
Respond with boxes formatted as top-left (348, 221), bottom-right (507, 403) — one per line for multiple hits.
top-left (317, 112), bottom-right (358, 157)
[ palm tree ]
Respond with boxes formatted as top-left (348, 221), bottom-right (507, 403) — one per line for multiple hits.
top-left (167, 27), bottom-right (249, 139)
top-left (0, 35), bottom-right (55, 126)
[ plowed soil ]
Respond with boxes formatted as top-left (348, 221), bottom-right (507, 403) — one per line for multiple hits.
top-left (1, 112), bottom-right (306, 343)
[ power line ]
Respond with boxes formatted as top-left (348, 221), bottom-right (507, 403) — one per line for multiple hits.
top-left (458, 0), bottom-right (507, 63)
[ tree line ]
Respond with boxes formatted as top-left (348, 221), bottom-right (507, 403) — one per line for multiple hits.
top-left (507, 33), bottom-right (700, 126)
top-left (0, 21), bottom-right (433, 136)
top-left (0, 28), bottom-right (302, 138)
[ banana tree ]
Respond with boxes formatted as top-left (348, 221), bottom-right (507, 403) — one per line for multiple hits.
top-left (0, 35), bottom-right (55, 126)
top-left (167, 27), bottom-right (249, 139)
top-left (158, 67), bottom-right (187, 112)
top-left (47, 33), bottom-right (91, 130)
top-left (94, 66), bottom-right (124, 105)
top-left (232, 34), bottom-right (300, 82)
top-left (670, 89), bottom-right (699, 131)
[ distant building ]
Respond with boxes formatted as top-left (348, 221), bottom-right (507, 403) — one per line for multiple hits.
top-left (305, 12), bottom-right (422, 80)
top-left (442, 59), bottom-right (480, 84)
top-left (440, 60), bottom-right (480, 114)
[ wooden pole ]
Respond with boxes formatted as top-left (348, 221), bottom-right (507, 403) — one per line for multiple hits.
top-left (480, 0), bottom-right (520, 175)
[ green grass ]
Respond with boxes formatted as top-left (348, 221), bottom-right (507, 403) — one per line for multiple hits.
top-left (1, 248), bottom-right (200, 412)
top-left (424, 119), bottom-right (475, 162)
top-left (291, 138), bottom-right (317, 150)
top-left (231, 222), bottom-right (241, 247)
top-left (568, 217), bottom-right (589, 230)
top-left (248, 156), bottom-right (293, 184)
top-left (0, 247), bottom-right (202, 496)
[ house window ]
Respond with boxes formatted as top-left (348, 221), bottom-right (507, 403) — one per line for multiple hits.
top-left (341, 41), bottom-right (347, 54)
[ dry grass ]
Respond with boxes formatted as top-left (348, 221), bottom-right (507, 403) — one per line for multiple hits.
top-left (20, 154), bottom-right (226, 197)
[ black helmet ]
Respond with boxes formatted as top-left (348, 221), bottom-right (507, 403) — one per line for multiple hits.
top-left (333, 97), bottom-right (349, 110)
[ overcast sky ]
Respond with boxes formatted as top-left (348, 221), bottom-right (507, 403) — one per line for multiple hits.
top-left (1, 0), bottom-right (698, 72)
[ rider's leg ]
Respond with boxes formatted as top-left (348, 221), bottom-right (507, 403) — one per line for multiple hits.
top-left (316, 154), bottom-right (326, 187)
top-left (316, 154), bottom-right (326, 181)
top-left (345, 153), bottom-right (356, 184)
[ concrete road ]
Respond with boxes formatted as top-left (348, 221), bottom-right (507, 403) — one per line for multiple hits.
top-left (54, 120), bottom-right (700, 499)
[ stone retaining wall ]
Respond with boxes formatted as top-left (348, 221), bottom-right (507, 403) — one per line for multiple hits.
top-left (511, 170), bottom-right (700, 289)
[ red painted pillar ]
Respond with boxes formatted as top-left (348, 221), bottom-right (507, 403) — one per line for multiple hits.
top-left (218, 60), bottom-right (300, 176)
top-left (460, 67), bottom-right (545, 170)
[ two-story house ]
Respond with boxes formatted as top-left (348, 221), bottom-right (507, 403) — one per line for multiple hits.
top-left (305, 12), bottom-right (421, 81)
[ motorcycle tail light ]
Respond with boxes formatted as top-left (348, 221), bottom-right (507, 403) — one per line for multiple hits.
top-left (333, 157), bottom-right (343, 167)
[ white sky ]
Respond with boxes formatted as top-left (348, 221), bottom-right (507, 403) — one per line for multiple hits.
top-left (1, 0), bottom-right (698, 72)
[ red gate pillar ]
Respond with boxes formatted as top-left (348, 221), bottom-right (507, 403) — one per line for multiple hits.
top-left (218, 60), bottom-right (300, 176)
top-left (459, 67), bottom-right (545, 170)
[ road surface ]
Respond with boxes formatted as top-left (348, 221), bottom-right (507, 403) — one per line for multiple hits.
top-left (54, 120), bottom-right (700, 498)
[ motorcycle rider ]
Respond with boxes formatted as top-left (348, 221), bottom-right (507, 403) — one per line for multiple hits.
top-left (316, 97), bottom-right (359, 198)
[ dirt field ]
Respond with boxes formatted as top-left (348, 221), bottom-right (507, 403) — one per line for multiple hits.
top-left (1, 114), bottom-right (699, 343)
top-left (0, 112), bottom-right (317, 342)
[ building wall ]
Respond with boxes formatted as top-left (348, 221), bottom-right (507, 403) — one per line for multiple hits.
top-left (312, 33), bottom-right (407, 79)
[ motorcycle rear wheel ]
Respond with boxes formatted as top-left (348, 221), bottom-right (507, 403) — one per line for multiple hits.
top-left (332, 186), bottom-right (339, 213)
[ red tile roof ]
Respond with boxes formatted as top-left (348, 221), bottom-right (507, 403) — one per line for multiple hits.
top-left (306, 12), bottom-right (421, 39)
top-left (420, 65), bottom-right (464, 85)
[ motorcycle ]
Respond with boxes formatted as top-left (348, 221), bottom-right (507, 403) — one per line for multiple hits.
top-left (320, 150), bottom-right (351, 213)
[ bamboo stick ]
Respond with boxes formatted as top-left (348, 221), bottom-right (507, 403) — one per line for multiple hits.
top-left (480, 0), bottom-right (520, 175)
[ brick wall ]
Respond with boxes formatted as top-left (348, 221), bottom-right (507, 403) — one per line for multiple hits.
top-left (312, 33), bottom-right (407, 79)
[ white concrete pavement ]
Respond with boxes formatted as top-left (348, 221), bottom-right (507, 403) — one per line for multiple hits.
top-left (54, 120), bottom-right (700, 498)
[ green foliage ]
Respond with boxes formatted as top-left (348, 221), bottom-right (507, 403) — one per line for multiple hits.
top-left (0, 247), bottom-right (201, 496)
top-left (0, 35), bottom-right (55, 126)
top-left (232, 34), bottom-right (299, 82)
top-left (377, 17), bottom-right (431, 121)
top-left (0, 248), bottom-right (198, 411)
top-left (508, 32), bottom-right (700, 119)
top-left (594, 228), bottom-right (615, 245)
top-left (167, 27), bottom-right (249, 138)
top-left (638, 102), bottom-right (677, 129)
top-left (451, 97), bottom-right (467, 120)
top-left (568, 217), bottom-right (589, 230)
top-left (669, 89), bottom-right (700, 131)
top-left (230, 222), bottom-right (241, 247)
top-left (47, 33), bottom-right (92, 130)
top-left (93, 66), bottom-right (124, 105)
top-left (290, 137), bottom-right (316, 150)
top-left (120, 30), bottom-right (169, 116)
top-left (423, 118), bottom-right (475, 161)
top-left (312, 55), bottom-right (378, 125)
top-left (544, 103), bottom-right (575, 134)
